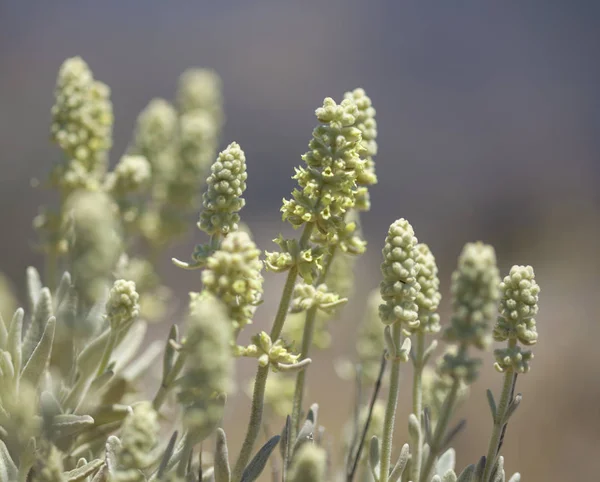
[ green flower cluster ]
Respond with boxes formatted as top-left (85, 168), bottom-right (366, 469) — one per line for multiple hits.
top-left (105, 279), bottom-right (140, 328)
top-left (105, 155), bottom-right (151, 196)
top-left (415, 243), bottom-right (442, 334)
top-left (378, 219), bottom-right (421, 329)
top-left (237, 331), bottom-right (302, 371)
top-left (201, 231), bottom-right (263, 331)
top-left (493, 265), bottom-right (540, 373)
top-left (281, 98), bottom-right (365, 239)
top-left (290, 282), bottom-right (347, 314)
top-left (178, 293), bottom-right (233, 442)
top-left (112, 402), bottom-right (159, 481)
top-left (198, 142), bottom-right (248, 236)
top-left (50, 57), bottom-right (113, 189)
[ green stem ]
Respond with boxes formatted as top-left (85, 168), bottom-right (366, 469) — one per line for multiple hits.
top-left (482, 342), bottom-right (517, 482)
top-left (233, 223), bottom-right (314, 482)
top-left (290, 244), bottom-right (337, 440)
top-left (411, 332), bottom-right (426, 482)
top-left (232, 364), bottom-right (269, 482)
top-left (380, 323), bottom-right (402, 482)
top-left (419, 344), bottom-right (466, 482)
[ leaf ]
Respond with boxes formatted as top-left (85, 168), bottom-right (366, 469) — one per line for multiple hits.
top-left (52, 414), bottom-right (95, 437)
top-left (368, 436), bottom-right (380, 481)
top-left (408, 413), bottom-right (420, 444)
top-left (293, 419), bottom-right (314, 454)
top-left (214, 428), bottom-right (231, 482)
top-left (7, 308), bottom-right (24, 376)
top-left (280, 415), bottom-right (291, 469)
top-left (240, 435), bottom-right (281, 482)
top-left (441, 420), bottom-right (466, 449)
top-left (507, 473), bottom-right (521, 482)
top-left (121, 341), bottom-right (162, 381)
top-left (20, 316), bottom-right (55, 387)
top-left (55, 285), bottom-right (78, 331)
top-left (442, 470), bottom-right (458, 482)
top-left (491, 456), bottom-right (505, 482)
top-left (0, 314), bottom-right (7, 350)
top-left (22, 287), bottom-right (53, 364)
top-left (26, 266), bottom-right (42, 315)
top-left (154, 431), bottom-right (178, 480)
top-left (0, 439), bottom-right (18, 481)
top-left (54, 271), bottom-right (72, 309)
top-left (486, 389), bottom-right (497, 420)
top-left (105, 436), bottom-right (121, 476)
top-left (110, 321), bottom-right (148, 374)
top-left (436, 448), bottom-right (456, 476)
top-left (307, 403), bottom-right (319, 427)
top-left (388, 443), bottom-right (409, 482)
top-left (162, 325), bottom-right (178, 383)
top-left (64, 458), bottom-right (104, 481)
top-left (456, 464), bottom-right (475, 482)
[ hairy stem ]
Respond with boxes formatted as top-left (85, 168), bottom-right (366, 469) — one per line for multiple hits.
top-left (232, 364), bottom-right (269, 482)
top-left (411, 331), bottom-right (426, 482)
top-left (290, 244), bottom-right (337, 440)
top-left (233, 223), bottom-right (313, 481)
top-left (482, 342), bottom-right (517, 482)
top-left (419, 344), bottom-right (466, 482)
top-left (380, 323), bottom-right (402, 482)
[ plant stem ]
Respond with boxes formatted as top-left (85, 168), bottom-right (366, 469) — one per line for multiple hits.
top-left (419, 344), bottom-right (466, 482)
top-left (380, 323), bottom-right (402, 482)
top-left (411, 331), bottom-right (426, 482)
top-left (290, 244), bottom-right (337, 440)
top-left (482, 342), bottom-right (517, 482)
top-left (232, 364), bottom-right (269, 482)
top-left (232, 223), bottom-right (313, 482)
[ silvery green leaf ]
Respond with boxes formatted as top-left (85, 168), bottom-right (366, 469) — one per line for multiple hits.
top-left (203, 466), bottom-right (215, 482)
top-left (442, 470), bottom-right (458, 482)
top-left (431, 476), bottom-right (442, 482)
top-left (91, 404), bottom-right (131, 427)
top-left (52, 414), bottom-right (95, 437)
top-left (491, 456), bottom-right (505, 482)
top-left (64, 458), bottom-right (104, 481)
top-left (7, 309), bottom-right (23, 382)
top-left (399, 337), bottom-right (412, 362)
top-left (0, 439), bottom-right (17, 481)
top-left (17, 437), bottom-right (36, 482)
top-left (23, 287), bottom-right (53, 363)
top-left (55, 285), bottom-right (78, 331)
top-left (54, 271), bottom-right (72, 309)
top-left (384, 325), bottom-right (396, 357)
top-left (85, 291), bottom-right (109, 336)
top-left (214, 428), bottom-right (231, 482)
top-left (105, 436), bottom-right (121, 475)
top-left (121, 340), bottom-right (162, 381)
top-left (408, 413), bottom-right (420, 444)
top-left (422, 340), bottom-right (438, 365)
top-left (153, 430), bottom-right (178, 480)
top-left (388, 443), bottom-right (409, 482)
top-left (162, 325), bottom-right (179, 383)
top-left (77, 328), bottom-right (111, 379)
top-left (505, 394), bottom-right (522, 422)
top-left (20, 316), bottom-right (55, 387)
top-left (507, 473), bottom-right (520, 482)
top-left (436, 448), bottom-right (456, 476)
top-left (90, 464), bottom-right (107, 482)
top-left (26, 266), bottom-right (42, 315)
top-left (486, 389), bottom-right (497, 420)
top-left (0, 314), bottom-right (7, 350)
top-left (280, 415), bottom-right (291, 465)
top-left (423, 407), bottom-right (432, 445)
top-left (293, 419), bottom-right (314, 454)
top-left (240, 435), bottom-right (280, 482)
top-left (368, 436), bottom-right (380, 481)
top-left (110, 321), bottom-right (147, 374)
top-left (0, 351), bottom-right (15, 385)
top-left (456, 464), bottom-right (475, 482)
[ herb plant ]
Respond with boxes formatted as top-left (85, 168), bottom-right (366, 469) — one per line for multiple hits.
top-left (0, 57), bottom-right (540, 482)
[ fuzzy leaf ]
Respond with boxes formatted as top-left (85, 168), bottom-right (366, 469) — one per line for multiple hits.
top-left (64, 458), bottom-right (104, 481)
top-left (26, 266), bottom-right (42, 315)
top-left (280, 415), bottom-right (291, 469)
top-left (408, 413), bottom-right (420, 443)
top-left (0, 314), bottom-right (7, 350)
top-left (240, 435), bottom-right (280, 482)
top-left (486, 389), bottom-right (497, 420)
top-left (507, 474), bottom-right (521, 482)
top-left (214, 428), bottom-right (231, 482)
top-left (7, 308), bottom-right (24, 375)
top-left (0, 440), bottom-right (17, 481)
top-left (54, 272), bottom-right (72, 309)
top-left (154, 431), bottom-right (178, 480)
top-left (52, 414), bottom-right (95, 437)
top-left (56, 285), bottom-right (78, 331)
top-left (388, 443), bottom-right (410, 482)
top-left (456, 464), bottom-right (475, 482)
top-left (20, 316), bottom-right (55, 387)
top-left (23, 287), bottom-right (53, 363)
top-left (293, 419), bottom-right (314, 454)
top-left (443, 470), bottom-right (458, 482)
top-left (368, 436), bottom-right (380, 481)
top-left (436, 448), bottom-right (456, 476)
top-left (491, 456), bottom-right (505, 482)
top-left (105, 436), bottom-right (121, 476)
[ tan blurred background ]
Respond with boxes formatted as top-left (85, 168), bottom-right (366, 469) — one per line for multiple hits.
top-left (1, 1), bottom-right (599, 480)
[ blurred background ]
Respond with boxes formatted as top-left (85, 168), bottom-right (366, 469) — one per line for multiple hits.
top-left (1, 1), bottom-right (599, 480)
